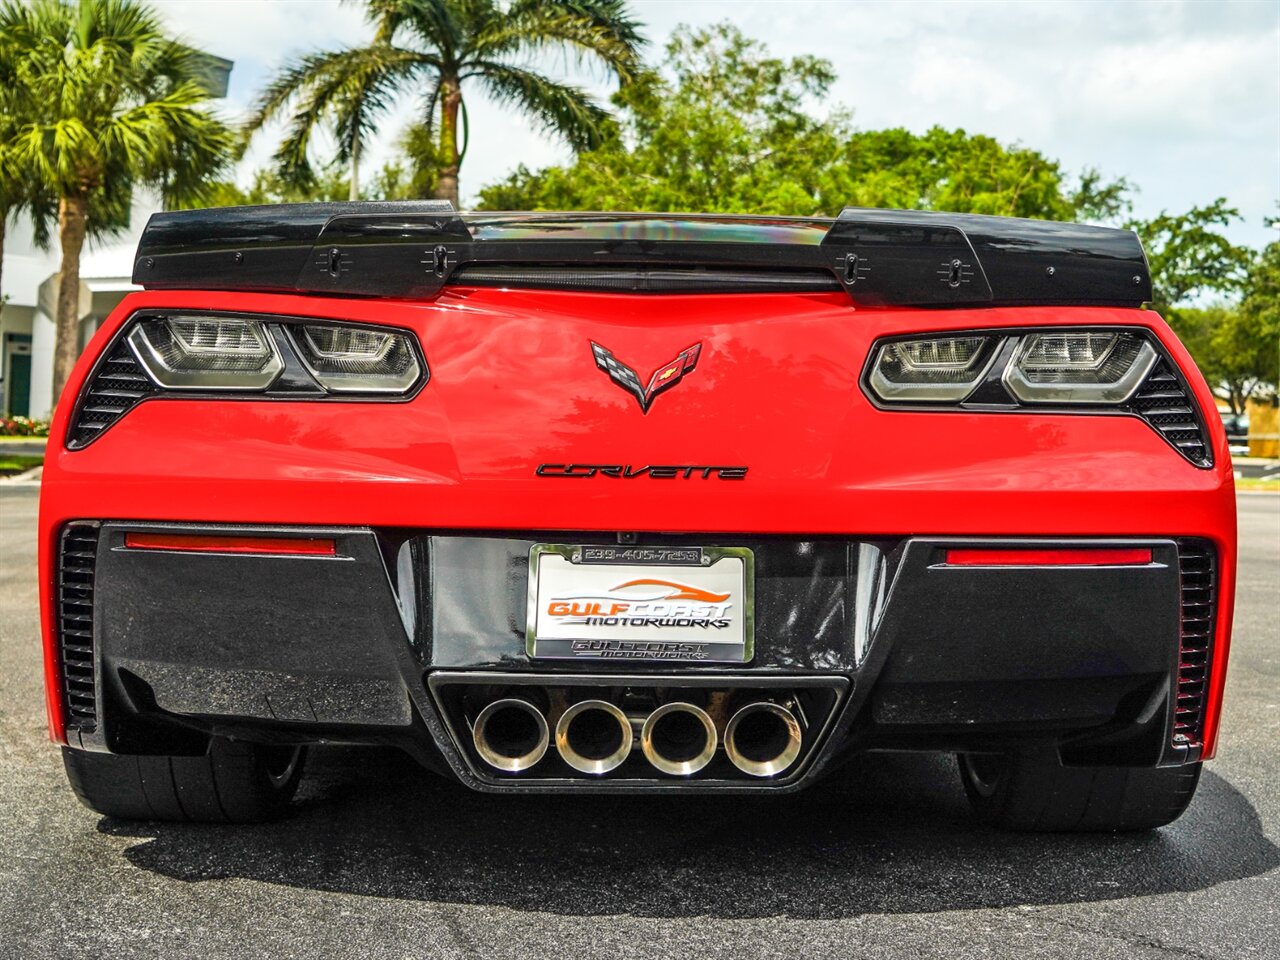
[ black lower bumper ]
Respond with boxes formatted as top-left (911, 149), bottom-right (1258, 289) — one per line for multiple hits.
top-left (62, 523), bottom-right (1208, 793)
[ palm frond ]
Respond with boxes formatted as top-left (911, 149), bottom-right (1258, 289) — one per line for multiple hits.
top-left (362, 0), bottom-right (464, 59)
top-left (98, 80), bottom-right (236, 205)
top-left (249, 45), bottom-right (434, 132)
top-left (253, 44), bottom-right (432, 185)
top-left (247, 50), bottom-right (352, 132)
top-left (469, 62), bottom-right (610, 151)
top-left (418, 77), bottom-right (444, 136)
top-left (482, 0), bottom-right (646, 79)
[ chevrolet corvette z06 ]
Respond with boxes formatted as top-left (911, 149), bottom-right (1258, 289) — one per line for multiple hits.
top-left (40, 203), bottom-right (1234, 831)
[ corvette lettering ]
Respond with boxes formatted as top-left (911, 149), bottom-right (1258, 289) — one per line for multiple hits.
top-left (536, 464), bottom-right (748, 479)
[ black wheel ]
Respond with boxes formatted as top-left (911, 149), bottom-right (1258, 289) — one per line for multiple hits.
top-left (63, 738), bottom-right (305, 823)
top-left (957, 751), bottom-right (1201, 832)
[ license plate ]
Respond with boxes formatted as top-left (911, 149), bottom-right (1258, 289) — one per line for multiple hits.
top-left (527, 545), bottom-right (754, 662)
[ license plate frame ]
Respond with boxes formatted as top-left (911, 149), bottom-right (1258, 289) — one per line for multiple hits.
top-left (526, 544), bottom-right (754, 663)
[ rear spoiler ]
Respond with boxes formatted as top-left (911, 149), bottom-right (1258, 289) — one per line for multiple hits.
top-left (132, 202), bottom-right (1152, 307)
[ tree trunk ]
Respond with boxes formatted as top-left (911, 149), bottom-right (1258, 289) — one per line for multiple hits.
top-left (52, 193), bottom-right (89, 411)
top-left (1231, 383), bottom-right (1245, 418)
top-left (432, 79), bottom-right (463, 208)
top-left (348, 136), bottom-right (360, 202)
top-left (0, 212), bottom-right (7, 308)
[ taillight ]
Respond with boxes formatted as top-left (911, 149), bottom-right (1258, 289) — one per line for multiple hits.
top-left (289, 323), bottom-right (422, 393)
top-left (868, 336), bottom-right (1000, 402)
top-left (123, 533), bottom-right (337, 556)
top-left (67, 311), bottom-right (428, 448)
top-left (128, 316), bottom-right (284, 390)
top-left (945, 547), bottom-right (1153, 566)
top-left (1003, 331), bottom-right (1157, 404)
top-left (862, 327), bottom-right (1211, 466)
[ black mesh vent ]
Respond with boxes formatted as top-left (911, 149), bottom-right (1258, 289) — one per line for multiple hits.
top-left (67, 340), bottom-right (157, 449)
top-left (449, 264), bottom-right (842, 294)
top-left (58, 523), bottom-right (100, 733)
top-left (1173, 539), bottom-right (1215, 746)
top-left (1128, 360), bottom-right (1212, 467)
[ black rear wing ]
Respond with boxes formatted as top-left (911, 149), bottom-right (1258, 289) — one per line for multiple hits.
top-left (132, 202), bottom-right (1152, 307)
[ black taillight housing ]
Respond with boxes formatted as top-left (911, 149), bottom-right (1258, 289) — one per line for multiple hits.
top-left (861, 328), bottom-right (1213, 467)
top-left (66, 312), bottom-right (428, 449)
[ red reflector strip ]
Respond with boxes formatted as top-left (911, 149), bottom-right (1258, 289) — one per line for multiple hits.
top-left (124, 533), bottom-right (337, 556)
top-left (945, 547), bottom-right (1153, 567)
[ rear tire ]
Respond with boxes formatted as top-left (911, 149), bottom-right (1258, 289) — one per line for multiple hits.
top-left (63, 738), bottom-right (305, 823)
top-left (957, 751), bottom-right (1201, 832)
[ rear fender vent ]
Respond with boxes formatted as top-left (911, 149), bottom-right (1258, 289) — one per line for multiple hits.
top-left (1129, 360), bottom-right (1212, 467)
top-left (58, 522), bottom-right (100, 734)
top-left (67, 341), bottom-right (158, 449)
top-left (1173, 538), bottom-right (1216, 747)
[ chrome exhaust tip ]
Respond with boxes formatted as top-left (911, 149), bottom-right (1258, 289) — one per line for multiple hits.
top-left (555, 699), bottom-right (632, 774)
top-left (472, 698), bottom-right (550, 773)
top-left (641, 702), bottom-right (718, 776)
top-left (724, 701), bottom-right (802, 777)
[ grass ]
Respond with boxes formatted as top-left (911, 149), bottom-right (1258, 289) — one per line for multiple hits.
top-left (0, 435), bottom-right (47, 443)
top-left (1236, 478), bottom-right (1279, 492)
top-left (0, 454), bottom-right (43, 477)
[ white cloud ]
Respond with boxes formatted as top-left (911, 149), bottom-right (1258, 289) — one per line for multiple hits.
top-left (151, 0), bottom-right (1279, 246)
top-left (156, 0), bottom-right (367, 72)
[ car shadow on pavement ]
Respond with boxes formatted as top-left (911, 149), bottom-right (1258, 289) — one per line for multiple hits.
top-left (102, 747), bottom-right (1280, 918)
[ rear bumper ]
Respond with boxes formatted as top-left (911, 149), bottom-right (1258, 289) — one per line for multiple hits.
top-left (49, 522), bottom-right (1220, 793)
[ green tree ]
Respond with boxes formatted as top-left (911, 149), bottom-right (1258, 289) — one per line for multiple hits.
top-left (479, 24), bottom-right (842, 213)
top-left (1170, 304), bottom-right (1275, 415)
top-left (1128, 200), bottom-right (1271, 409)
top-left (1238, 231), bottom-right (1280, 402)
top-left (248, 0), bottom-right (645, 206)
top-left (379, 121), bottom-right (441, 200)
top-left (0, 107), bottom-right (54, 304)
top-left (199, 156), bottom-right (431, 208)
top-left (479, 23), bottom-right (1128, 222)
top-left (0, 0), bottom-right (235, 404)
top-left (0, 42), bottom-right (65, 304)
top-left (1, 97), bottom-right (137, 320)
top-left (2, 66), bottom-right (147, 303)
top-left (1157, 222), bottom-right (1279, 415)
top-left (820, 127), bottom-right (1131, 220)
top-left (1131, 200), bottom-right (1253, 313)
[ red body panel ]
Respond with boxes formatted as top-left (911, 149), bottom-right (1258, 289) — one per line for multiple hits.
top-left (38, 288), bottom-right (1237, 754)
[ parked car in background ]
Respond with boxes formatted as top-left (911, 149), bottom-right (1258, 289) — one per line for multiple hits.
top-left (1219, 410), bottom-right (1250, 456)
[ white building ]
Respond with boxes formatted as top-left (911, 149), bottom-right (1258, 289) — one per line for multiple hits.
top-left (0, 55), bottom-right (232, 421)
top-left (1, 217), bottom-right (144, 420)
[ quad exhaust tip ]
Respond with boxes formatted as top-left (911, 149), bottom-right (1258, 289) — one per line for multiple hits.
top-left (641, 702), bottom-right (718, 776)
top-left (724, 701), bottom-right (803, 777)
top-left (472, 698), bottom-right (550, 773)
top-left (556, 699), bottom-right (633, 775)
top-left (472, 691), bottom-right (805, 778)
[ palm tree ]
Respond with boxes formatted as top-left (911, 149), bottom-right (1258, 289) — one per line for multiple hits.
top-left (0, 94), bottom-right (126, 320)
top-left (250, 0), bottom-right (645, 206)
top-left (0, 125), bottom-right (53, 307)
top-left (0, 0), bottom-right (235, 405)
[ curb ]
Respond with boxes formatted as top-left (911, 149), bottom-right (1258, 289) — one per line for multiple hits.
top-left (0, 466), bottom-right (42, 485)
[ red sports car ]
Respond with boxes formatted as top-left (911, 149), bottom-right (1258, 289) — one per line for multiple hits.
top-left (39, 204), bottom-right (1235, 831)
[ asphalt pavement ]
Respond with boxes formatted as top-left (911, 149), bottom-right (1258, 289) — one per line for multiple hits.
top-left (1, 486), bottom-right (1277, 959)
top-left (1236, 459), bottom-right (1280, 481)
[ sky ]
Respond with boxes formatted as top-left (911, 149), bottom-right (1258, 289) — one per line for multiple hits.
top-left (150, 0), bottom-right (1280, 249)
